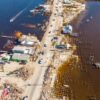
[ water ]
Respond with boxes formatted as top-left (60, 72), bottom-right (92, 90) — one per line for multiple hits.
top-left (0, 0), bottom-right (48, 50)
top-left (70, 1), bottom-right (100, 99)
top-left (73, 1), bottom-right (100, 62)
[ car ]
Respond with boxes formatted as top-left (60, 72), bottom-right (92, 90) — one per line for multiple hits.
top-left (50, 25), bottom-right (53, 27)
top-left (44, 44), bottom-right (47, 47)
top-left (19, 60), bottom-right (26, 65)
top-left (53, 19), bottom-right (55, 21)
top-left (53, 37), bottom-right (58, 40)
top-left (49, 31), bottom-right (51, 34)
top-left (38, 60), bottom-right (41, 64)
top-left (38, 59), bottom-right (44, 64)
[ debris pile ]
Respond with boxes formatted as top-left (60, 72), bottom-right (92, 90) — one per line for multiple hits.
top-left (1, 82), bottom-right (23, 100)
top-left (7, 67), bottom-right (34, 81)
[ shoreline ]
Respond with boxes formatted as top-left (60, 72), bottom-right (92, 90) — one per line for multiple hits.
top-left (0, 0), bottom-right (86, 100)
top-left (39, 0), bottom-right (86, 100)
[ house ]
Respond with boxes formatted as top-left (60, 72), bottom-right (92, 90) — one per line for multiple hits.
top-left (11, 53), bottom-right (30, 62)
top-left (12, 46), bottom-right (35, 55)
top-left (62, 25), bottom-right (73, 34)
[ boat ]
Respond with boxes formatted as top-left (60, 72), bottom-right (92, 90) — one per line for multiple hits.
top-left (10, 19), bottom-right (14, 23)
top-left (93, 62), bottom-right (100, 68)
top-left (10, 8), bottom-right (26, 23)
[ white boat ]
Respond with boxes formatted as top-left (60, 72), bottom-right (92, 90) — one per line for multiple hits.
top-left (10, 19), bottom-right (14, 23)
top-left (10, 8), bottom-right (26, 23)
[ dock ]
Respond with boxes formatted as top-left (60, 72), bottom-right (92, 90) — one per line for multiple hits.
top-left (0, 35), bottom-right (15, 39)
top-left (0, 50), bottom-right (7, 53)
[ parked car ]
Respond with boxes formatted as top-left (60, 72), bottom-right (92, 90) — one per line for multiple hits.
top-left (38, 59), bottom-right (44, 64)
top-left (44, 44), bottom-right (47, 47)
top-left (19, 60), bottom-right (26, 65)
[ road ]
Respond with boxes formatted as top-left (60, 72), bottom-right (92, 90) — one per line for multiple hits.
top-left (24, 0), bottom-right (64, 100)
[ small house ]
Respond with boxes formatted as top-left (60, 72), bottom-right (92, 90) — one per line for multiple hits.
top-left (62, 25), bottom-right (73, 34)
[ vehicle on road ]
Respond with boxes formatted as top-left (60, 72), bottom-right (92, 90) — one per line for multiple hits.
top-left (38, 58), bottom-right (44, 64)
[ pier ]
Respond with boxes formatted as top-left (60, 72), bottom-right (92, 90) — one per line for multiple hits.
top-left (0, 35), bottom-right (15, 39)
top-left (0, 50), bottom-right (7, 53)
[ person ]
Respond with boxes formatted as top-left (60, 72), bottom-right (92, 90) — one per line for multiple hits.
top-left (22, 96), bottom-right (28, 100)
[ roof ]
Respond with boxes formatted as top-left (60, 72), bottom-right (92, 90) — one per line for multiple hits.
top-left (21, 40), bottom-right (34, 46)
top-left (64, 0), bottom-right (72, 3)
top-left (12, 53), bottom-right (30, 61)
top-left (12, 46), bottom-right (26, 51)
top-left (12, 46), bottom-right (34, 55)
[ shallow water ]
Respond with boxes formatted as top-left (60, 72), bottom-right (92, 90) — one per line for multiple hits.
top-left (73, 1), bottom-right (100, 62)
top-left (71, 1), bottom-right (100, 99)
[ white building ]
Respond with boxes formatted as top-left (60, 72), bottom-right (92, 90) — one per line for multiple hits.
top-left (12, 46), bottom-right (35, 55)
top-left (63, 0), bottom-right (72, 4)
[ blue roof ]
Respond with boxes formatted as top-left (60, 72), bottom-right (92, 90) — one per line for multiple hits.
top-left (63, 25), bottom-right (73, 34)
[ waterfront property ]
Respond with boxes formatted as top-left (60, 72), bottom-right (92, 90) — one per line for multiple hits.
top-left (62, 24), bottom-right (73, 34)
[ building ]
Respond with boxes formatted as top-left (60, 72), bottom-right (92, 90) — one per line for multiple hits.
top-left (63, 0), bottom-right (72, 4)
top-left (62, 25), bottom-right (73, 34)
top-left (11, 53), bottom-right (30, 62)
top-left (12, 46), bottom-right (35, 55)
top-left (21, 40), bottom-right (34, 47)
top-left (20, 35), bottom-right (39, 46)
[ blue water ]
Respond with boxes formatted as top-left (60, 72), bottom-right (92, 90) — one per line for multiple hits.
top-left (0, 0), bottom-right (47, 36)
top-left (0, 0), bottom-right (48, 50)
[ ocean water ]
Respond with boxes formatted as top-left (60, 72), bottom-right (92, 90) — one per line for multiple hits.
top-left (73, 1), bottom-right (100, 62)
top-left (0, 0), bottom-right (48, 50)
top-left (0, 0), bottom-right (46, 35)
top-left (71, 1), bottom-right (100, 99)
